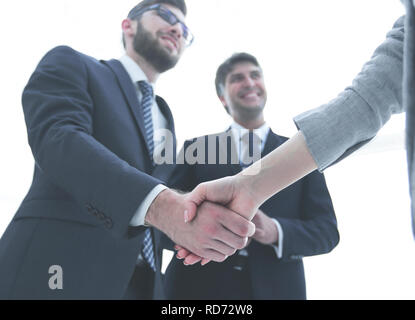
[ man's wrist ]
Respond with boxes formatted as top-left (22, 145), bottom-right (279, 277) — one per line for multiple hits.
top-left (263, 214), bottom-right (278, 245)
top-left (234, 174), bottom-right (262, 215)
top-left (145, 188), bottom-right (172, 226)
top-left (145, 188), bottom-right (183, 238)
top-left (130, 184), bottom-right (167, 227)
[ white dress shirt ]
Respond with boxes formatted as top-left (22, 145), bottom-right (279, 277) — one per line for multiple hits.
top-left (230, 122), bottom-right (284, 259)
top-left (118, 55), bottom-right (168, 227)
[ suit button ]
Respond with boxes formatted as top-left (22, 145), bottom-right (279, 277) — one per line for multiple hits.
top-left (290, 255), bottom-right (303, 260)
top-left (104, 218), bottom-right (113, 229)
top-left (97, 212), bottom-right (105, 220)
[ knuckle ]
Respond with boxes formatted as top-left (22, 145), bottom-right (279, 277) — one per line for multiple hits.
top-left (201, 248), bottom-right (213, 259)
top-left (194, 236), bottom-right (209, 252)
top-left (236, 237), bottom-right (248, 250)
top-left (198, 202), bottom-right (208, 213)
top-left (210, 205), bottom-right (220, 219)
top-left (200, 202), bottom-right (219, 219)
top-left (238, 223), bottom-right (251, 238)
top-left (202, 223), bottom-right (218, 236)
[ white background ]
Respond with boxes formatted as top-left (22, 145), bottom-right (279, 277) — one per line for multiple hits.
top-left (0, 0), bottom-right (413, 299)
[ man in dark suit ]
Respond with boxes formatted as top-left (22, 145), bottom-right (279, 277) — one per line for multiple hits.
top-left (0, 0), bottom-right (254, 299)
top-left (163, 53), bottom-right (340, 299)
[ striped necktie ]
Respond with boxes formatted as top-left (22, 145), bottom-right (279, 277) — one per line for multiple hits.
top-left (138, 80), bottom-right (156, 272)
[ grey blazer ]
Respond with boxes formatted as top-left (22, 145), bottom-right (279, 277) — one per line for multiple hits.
top-left (294, 1), bottom-right (415, 235)
top-left (405, 1), bottom-right (415, 234)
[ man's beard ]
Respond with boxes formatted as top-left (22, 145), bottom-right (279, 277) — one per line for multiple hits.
top-left (133, 23), bottom-right (180, 73)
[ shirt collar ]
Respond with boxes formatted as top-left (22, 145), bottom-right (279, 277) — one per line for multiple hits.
top-left (119, 54), bottom-right (156, 92)
top-left (231, 121), bottom-right (270, 143)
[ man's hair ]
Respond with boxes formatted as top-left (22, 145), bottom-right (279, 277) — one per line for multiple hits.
top-left (122, 0), bottom-right (187, 48)
top-left (215, 53), bottom-right (261, 114)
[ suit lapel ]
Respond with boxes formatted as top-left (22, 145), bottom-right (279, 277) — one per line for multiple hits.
top-left (102, 59), bottom-right (151, 156)
top-left (216, 128), bottom-right (284, 176)
top-left (261, 129), bottom-right (284, 157)
top-left (151, 96), bottom-right (177, 182)
top-left (156, 96), bottom-right (176, 143)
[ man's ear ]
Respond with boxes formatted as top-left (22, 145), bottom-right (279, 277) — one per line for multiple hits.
top-left (121, 19), bottom-right (136, 46)
top-left (219, 96), bottom-right (231, 115)
top-left (219, 95), bottom-right (227, 107)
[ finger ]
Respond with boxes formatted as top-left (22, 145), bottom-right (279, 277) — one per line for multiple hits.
top-left (217, 207), bottom-right (256, 238)
top-left (200, 249), bottom-right (228, 263)
top-left (183, 254), bottom-right (203, 265)
top-left (201, 258), bottom-right (211, 266)
top-left (208, 238), bottom-right (238, 256)
top-left (214, 226), bottom-right (248, 251)
top-left (176, 248), bottom-right (191, 259)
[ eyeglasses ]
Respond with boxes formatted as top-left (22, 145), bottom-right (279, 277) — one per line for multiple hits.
top-left (128, 4), bottom-right (194, 46)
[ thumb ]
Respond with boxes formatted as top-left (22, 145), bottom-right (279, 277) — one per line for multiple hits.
top-left (186, 183), bottom-right (207, 206)
top-left (183, 196), bottom-right (198, 223)
top-left (183, 183), bottom-right (208, 223)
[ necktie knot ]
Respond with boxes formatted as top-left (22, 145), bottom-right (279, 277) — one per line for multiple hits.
top-left (138, 80), bottom-right (154, 99)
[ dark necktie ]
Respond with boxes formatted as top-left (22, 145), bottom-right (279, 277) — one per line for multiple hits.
top-left (240, 131), bottom-right (261, 169)
top-left (237, 131), bottom-right (261, 268)
top-left (138, 80), bottom-right (156, 272)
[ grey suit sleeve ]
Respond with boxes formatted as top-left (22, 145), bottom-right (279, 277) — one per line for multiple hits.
top-left (294, 16), bottom-right (405, 171)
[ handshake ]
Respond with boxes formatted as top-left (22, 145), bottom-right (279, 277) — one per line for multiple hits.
top-left (145, 174), bottom-right (278, 266)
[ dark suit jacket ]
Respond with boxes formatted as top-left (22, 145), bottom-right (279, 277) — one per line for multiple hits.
top-left (162, 129), bottom-right (339, 300)
top-left (0, 46), bottom-right (176, 299)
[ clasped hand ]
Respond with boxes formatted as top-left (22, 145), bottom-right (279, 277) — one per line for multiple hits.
top-left (146, 175), bottom-right (267, 265)
top-left (174, 175), bottom-right (265, 265)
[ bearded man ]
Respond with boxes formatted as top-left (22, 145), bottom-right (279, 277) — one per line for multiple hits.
top-left (0, 0), bottom-right (254, 299)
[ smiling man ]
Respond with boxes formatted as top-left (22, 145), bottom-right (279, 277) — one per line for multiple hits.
top-left (0, 0), bottom-right (255, 300)
top-left (163, 53), bottom-right (339, 300)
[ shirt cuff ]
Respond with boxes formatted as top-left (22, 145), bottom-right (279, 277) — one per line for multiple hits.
top-left (271, 218), bottom-right (283, 259)
top-left (129, 184), bottom-right (168, 227)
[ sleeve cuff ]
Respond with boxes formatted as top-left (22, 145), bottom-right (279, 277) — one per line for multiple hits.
top-left (271, 218), bottom-right (283, 259)
top-left (129, 184), bottom-right (168, 227)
